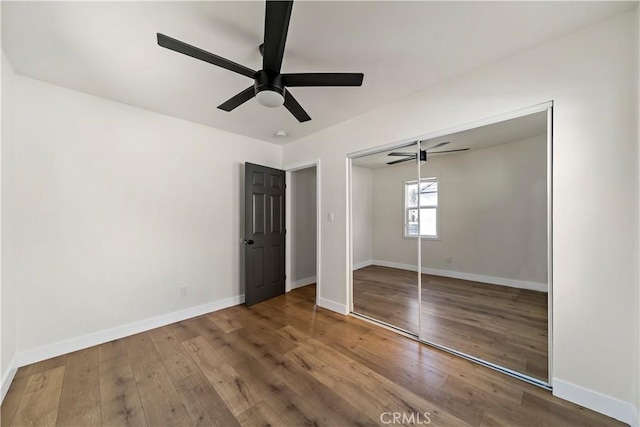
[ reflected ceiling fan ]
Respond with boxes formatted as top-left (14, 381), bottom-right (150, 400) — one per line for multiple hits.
top-left (387, 142), bottom-right (469, 165)
top-left (157, 1), bottom-right (364, 123)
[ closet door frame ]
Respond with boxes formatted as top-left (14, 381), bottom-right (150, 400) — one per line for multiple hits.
top-left (347, 101), bottom-right (553, 389)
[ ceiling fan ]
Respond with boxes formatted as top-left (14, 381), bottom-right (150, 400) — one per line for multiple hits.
top-left (157, 1), bottom-right (364, 123)
top-left (387, 142), bottom-right (469, 165)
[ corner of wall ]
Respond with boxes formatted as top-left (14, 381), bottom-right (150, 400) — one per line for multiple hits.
top-left (1, 361), bottom-right (17, 403)
top-left (0, 50), bottom-right (18, 404)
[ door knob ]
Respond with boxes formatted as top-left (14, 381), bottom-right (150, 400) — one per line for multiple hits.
top-left (243, 239), bottom-right (255, 245)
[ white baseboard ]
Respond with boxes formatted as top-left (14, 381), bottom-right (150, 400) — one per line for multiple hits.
top-left (371, 260), bottom-right (421, 273)
top-left (317, 297), bottom-right (348, 315)
top-left (553, 378), bottom-right (638, 426)
top-left (353, 259), bottom-right (373, 270)
top-left (1, 356), bottom-right (18, 403)
top-left (371, 260), bottom-right (548, 292)
top-left (291, 276), bottom-right (317, 289)
top-left (14, 294), bottom-right (244, 369)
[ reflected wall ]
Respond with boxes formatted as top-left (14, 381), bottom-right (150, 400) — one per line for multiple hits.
top-left (352, 142), bottom-right (420, 334)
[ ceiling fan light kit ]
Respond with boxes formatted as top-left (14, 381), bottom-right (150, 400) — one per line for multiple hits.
top-left (255, 71), bottom-right (285, 107)
top-left (256, 90), bottom-right (285, 108)
top-left (157, 0), bottom-right (364, 123)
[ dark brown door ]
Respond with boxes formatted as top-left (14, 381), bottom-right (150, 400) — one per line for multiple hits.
top-left (244, 162), bottom-right (286, 306)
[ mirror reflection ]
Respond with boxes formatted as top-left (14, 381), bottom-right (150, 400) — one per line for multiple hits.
top-left (352, 141), bottom-right (420, 334)
top-left (351, 111), bottom-right (549, 383)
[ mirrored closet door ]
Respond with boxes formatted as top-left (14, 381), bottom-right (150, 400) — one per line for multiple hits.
top-left (351, 141), bottom-right (421, 334)
top-left (351, 107), bottom-right (551, 386)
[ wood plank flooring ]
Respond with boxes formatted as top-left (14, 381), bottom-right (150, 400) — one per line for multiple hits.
top-left (1, 285), bottom-right (620, 426)
top-left (353, 265), bottom-right (548, 381)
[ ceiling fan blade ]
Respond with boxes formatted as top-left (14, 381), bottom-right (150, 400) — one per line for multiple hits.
top-left (283, 73), bottom-right (364, 87)
top-left (217, 86), bottom-right (256, 111)
top-left (388, 152), bottom-right (417, 157)
top-left (426, 141), bottom-right (450, 151)
top-left (263, 1), bottom-right (293, 73)
top-left (387, 157), bottom-right (414, 165)
top-left (157, 33), bottom-right (256, 79)
top-left (429, 148), bottom-right (470, 154)
top-left (284, 90), bottom-right (311, 122)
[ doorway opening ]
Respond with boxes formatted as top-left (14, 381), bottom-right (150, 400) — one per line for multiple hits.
top-left (286, 162), bottom-right (321, 305)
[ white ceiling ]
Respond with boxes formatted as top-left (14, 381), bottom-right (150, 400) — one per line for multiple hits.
top-left (353, 110), bottom-right (547, 169)
top-left (2, 1), bottom-right (636, 145)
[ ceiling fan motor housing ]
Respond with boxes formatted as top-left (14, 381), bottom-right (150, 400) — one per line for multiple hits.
top-left (254, 70), bottom-right (286, 107)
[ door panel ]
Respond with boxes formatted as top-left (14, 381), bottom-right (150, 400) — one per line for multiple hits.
top-left (252, 247), bottom-right (265, 289)
top-left (350, 142), bottom-right (421, 334)
top-left (270, 194), bottom-right (283, 233)
top-left (245, 163), bottom-right (286, 306)
top-left (253, 194), bottom-right (266, 234)
top-left (417, 112), bottom-right (550, 384)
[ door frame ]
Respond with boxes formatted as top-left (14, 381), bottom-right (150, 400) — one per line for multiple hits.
top-left (284, 159), bottom-right (321, 305)
top-left (346, 101), bottom-right (554, 388)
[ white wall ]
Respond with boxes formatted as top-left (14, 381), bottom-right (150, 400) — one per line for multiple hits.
top-left (7, 75), bottom-right (281, 359)
top-left (351, 165), bottom-right (373, 267)
top-left (284, 10), bottom-right (639, 424)
top-left (290, 167), bottom-right (317, 285)
top-left (371, 135), bottom-right (548, 287)
top-left (636, 6), bottom-right (640, 423)
top-left (1, 52), bottom-right (18, 396)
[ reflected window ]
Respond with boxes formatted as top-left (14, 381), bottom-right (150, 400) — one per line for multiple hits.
top-left (404, 178), bottom-right (438, 238)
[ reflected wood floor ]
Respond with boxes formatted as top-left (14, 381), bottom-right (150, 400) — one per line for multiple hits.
top-left (353, 265), bottom-right (548, 381)
top-left (2, 285), bottom-right (619, 427)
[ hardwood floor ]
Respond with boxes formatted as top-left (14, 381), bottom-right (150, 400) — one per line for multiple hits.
top-left (353, 265), bottom-right (548, 381)
top-left (2, 285), bottom-right (620, 427)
